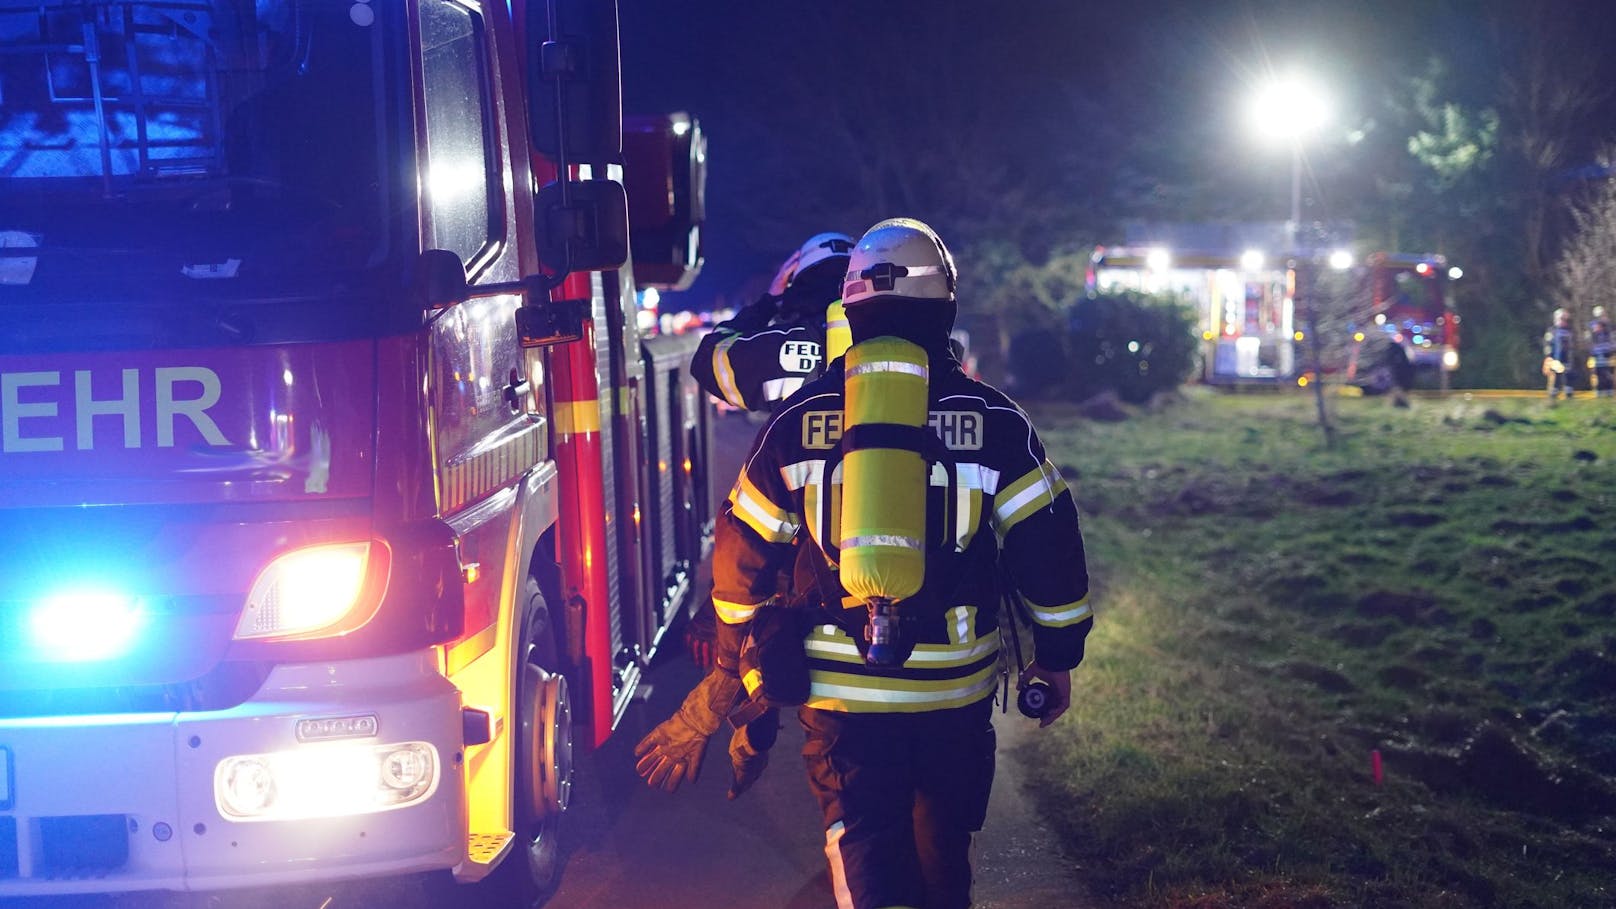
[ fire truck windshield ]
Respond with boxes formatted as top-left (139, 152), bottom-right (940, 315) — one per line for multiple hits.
top-left (0, 1), bottom-right (401, 297)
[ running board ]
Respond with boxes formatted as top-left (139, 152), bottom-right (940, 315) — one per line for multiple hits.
top-left (455, 830), bottom-right (515, 883)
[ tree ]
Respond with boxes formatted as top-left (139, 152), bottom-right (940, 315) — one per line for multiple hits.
top-left (1552, 165), bottom-right (1616, 329)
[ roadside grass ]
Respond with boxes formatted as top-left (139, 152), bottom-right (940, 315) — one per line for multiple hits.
top-left (1024, 389), bottom-right (1616, 908)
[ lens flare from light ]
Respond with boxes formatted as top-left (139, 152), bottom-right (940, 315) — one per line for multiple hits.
top-left (30, 592), bottom-right (144, 662)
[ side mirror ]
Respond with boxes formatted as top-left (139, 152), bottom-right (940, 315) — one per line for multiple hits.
top-left (535, 178), bottom-right (628, 274)
top-left (529, 0), bottom-right (621, 164)
top-left (624, 112), bottom-right (706, 291)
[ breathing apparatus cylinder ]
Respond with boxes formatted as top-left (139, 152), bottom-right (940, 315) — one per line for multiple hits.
top-left (838, 336), bottom-right (930, 666)
top-left (824, 300), bottom-right (852, 363)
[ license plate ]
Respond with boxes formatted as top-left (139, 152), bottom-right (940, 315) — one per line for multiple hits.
top-left (0, 746), bottom-right (10, 810)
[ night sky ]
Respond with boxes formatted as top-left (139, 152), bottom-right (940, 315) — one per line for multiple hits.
top-left (618, 1), bottom-right (1616, 310)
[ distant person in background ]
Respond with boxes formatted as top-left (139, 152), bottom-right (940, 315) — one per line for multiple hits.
top-left (1587, 305), bottom-right (1613, 398)
top-left (1382, 339), bottom-right (1414, 409)
top-left (1544, 308), bottom-right (1574, 402)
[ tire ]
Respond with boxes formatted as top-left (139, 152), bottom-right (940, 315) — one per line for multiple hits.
top-left (480, 584), bottom-right (574, 907)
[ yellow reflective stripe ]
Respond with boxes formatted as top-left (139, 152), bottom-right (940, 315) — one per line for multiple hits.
top-left (994, 460), bottom-right (1065, 533)
top-left (946, 605), bottom-right (975, 645)
top-left (805, 663), bottom-right (1000, 712)
top-left (742, 667), bottom-right (763, 695)
top-left (713, 334), bottom-right (746, 407)
top-left (552, 399), bottom-right (600, 437)
top-left (1024, 594), bottom-right (1094, 628)
top-left (805, 625), bottom-right (1000, 667)
top-left (728, 474), bottom-right (799, 543)
top-left (713, 596), bottom-right (760, 624)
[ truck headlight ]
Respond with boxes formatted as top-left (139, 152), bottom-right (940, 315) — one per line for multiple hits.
top-left (234, 541), bottom-right (388, 640)
top-left (1442, 349), bottom-right (1460, 370)
top-left (215, 741), bottom-right (438, 821)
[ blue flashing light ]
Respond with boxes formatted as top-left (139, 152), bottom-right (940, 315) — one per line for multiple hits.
top-left (1412, 334), bottom-right (1426, 345)
top-left (29, 592), bottom-right (144, 663)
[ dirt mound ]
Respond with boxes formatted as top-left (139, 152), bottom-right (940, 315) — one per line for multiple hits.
top-left (1388, 722), bottom-right (1616, 823)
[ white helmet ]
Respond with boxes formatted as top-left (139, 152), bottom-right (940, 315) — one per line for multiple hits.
top-left (767, 232), bottom-right (855, 297)
top-left (842, 218), bottom-right (957, 307)
top-left (1594, 306), bottom-right (1606, 319)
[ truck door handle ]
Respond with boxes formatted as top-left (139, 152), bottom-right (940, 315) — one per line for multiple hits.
top-left (504, 369), bottom-right (531, 412)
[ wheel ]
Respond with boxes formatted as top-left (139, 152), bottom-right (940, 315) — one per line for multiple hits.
top-left (481, 589), bottom-right (574, 907)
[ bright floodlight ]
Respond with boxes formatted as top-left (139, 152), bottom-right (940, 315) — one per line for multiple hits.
top-left (1240, 249), bottom-right (1264, 271)
top-left (1328, 249), bottom-right (1353, 271)
top-left (1448, 266), bottom-right (1463, 280)
top-left (1250, 75), bottom-right (1331, 144)
top-left (1146, 247), bottom-right (1171, 271)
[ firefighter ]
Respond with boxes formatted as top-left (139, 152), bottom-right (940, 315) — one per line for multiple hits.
top-left (691, 231), bottom-right (856, 413)
top-left (1544, 308), bottom-right (1574, 401)
top-left (1587, 305), bottom-right (1613, 397)
top-left (706, 218), bottom-right (1092, 909)
top-left (636, 232), bottom-right (854, 800)
top-left (687, 230), bottom-right (855, 665)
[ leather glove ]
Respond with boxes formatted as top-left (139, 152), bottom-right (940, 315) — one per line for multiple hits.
top-left (684, 605), bottom-right (717, 670)
top-left (726, 707), bottom-right (779, 801)
top-left (634, 669), bottom-right (742, 793)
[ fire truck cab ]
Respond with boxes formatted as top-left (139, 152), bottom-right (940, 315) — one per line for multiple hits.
top-left (0, 0), bottom-right (708, 901)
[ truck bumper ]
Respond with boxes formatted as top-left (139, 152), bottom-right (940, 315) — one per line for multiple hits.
top-left (0, 650), bottom-right (464, 896)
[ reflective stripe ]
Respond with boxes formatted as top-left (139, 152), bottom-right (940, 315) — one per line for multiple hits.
top-left (994, 460), bottom-right (1065, 533)
top-left (806, 625), bottom-right (1000, 667)
top-left (713, 597), bottom-right (760, 624)
top-left (948, 605), bottom-right (974, 645)
top-left (742, 667), bottom-right (763, 695)
top-left (806, 663), bottom-right (1000, 712)
top-left (845, 360), bottom-right (929, 379)
top-left (552, 399), bottom-right (600, 437)
top-left (762, 376), bottom-right (806, 401)
top-left (729, 475), bottom-right (800, 543)
top-left (839, 533), bottom-right (923, 551)
top-left (713, 334), bottom-right (746, 407)
top-left (1024, 595), bottom-right (1093, 628)
top-left (780, 459), bottom-right (823, 490)
top-left (825, 821), bottom-right (855, 909)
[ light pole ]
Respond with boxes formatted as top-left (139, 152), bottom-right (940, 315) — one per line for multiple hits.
top-left (1250, 75), bottom-right (1334, 442)
top-left (1249, 76), bottom-right (1330, 253)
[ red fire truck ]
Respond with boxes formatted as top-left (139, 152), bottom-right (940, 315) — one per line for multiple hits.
top-left (1088, 246), bottom-right (1460, 384)
top-left (0, 0), bottom-right (710, 902)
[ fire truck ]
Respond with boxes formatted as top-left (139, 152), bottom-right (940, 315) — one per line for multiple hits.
top-left (1088, 246), bottom-right (1461, 384)
top-left (0, 0), bottom-right (711, 902)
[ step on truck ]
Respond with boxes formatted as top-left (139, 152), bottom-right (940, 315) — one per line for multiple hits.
top-left (0, 0), bottom-right (711, 902)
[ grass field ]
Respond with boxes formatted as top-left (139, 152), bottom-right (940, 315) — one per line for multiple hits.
top-left (1025, 389), bottom-right (1616, 908)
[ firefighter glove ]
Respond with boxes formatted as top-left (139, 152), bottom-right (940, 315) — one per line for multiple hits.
top-left (633, 669), bottom-right (743, 793)
top-left (726, 707), bottom-right (779, 800)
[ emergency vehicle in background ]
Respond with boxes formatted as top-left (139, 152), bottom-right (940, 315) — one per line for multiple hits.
top-left (1089, 245), bottom-right (1461, 385)
top-left (0, 0), bottom-right (710, 903)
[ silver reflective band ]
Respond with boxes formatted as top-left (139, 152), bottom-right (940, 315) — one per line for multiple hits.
top-left (899, 265), bottom-right (948, 277)
top-left (839, 534), bottom-right (924, 551)
top-left (845, 360), bottom-right (929, 379)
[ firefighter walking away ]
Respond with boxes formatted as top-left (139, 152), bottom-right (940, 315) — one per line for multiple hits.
top-left (700, 218), bottom-right (1094, 909)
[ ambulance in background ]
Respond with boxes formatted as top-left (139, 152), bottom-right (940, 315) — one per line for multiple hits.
top-left (0, 0), bottom-right (709, 902)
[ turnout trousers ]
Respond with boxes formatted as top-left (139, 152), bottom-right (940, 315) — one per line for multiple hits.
top-left (799, 698), bottom-right (996, 909)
